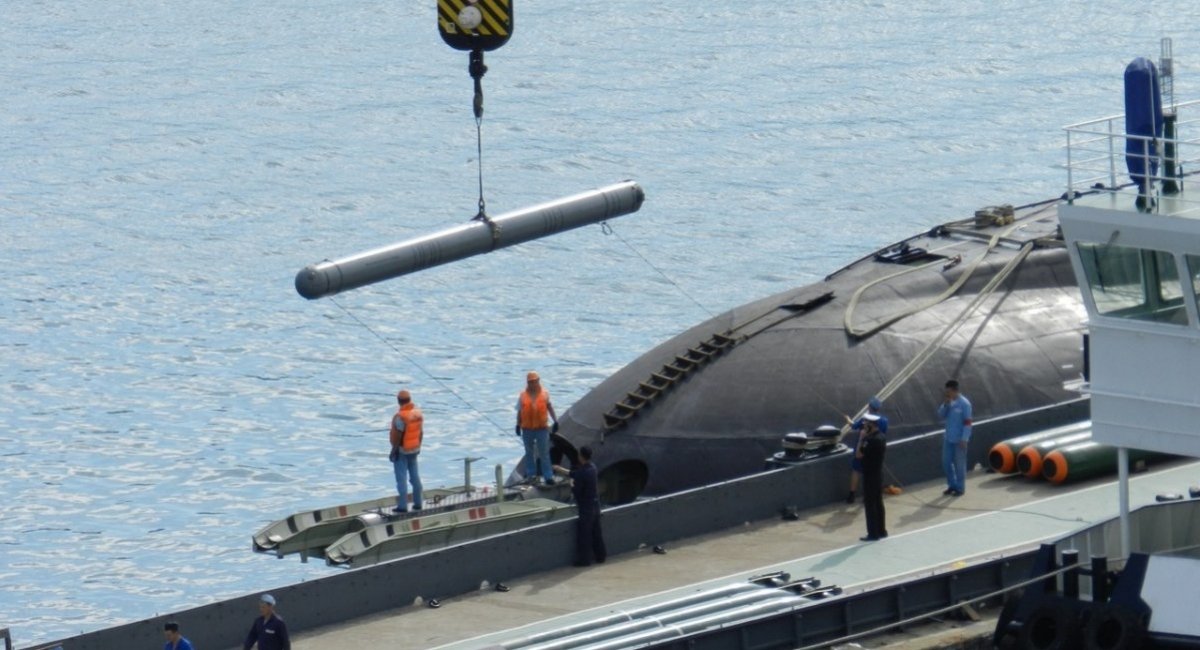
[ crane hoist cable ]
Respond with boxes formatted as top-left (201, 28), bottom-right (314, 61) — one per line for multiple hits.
top-left (467, 50), bottom-right (500, 249)
top-left (437, 0), bottom-right (514, 247)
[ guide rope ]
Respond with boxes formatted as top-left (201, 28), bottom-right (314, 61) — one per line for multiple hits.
top-left (329, 296), bottom-right (509, 434)
top-left (600, 221), bottom-right (715, 318)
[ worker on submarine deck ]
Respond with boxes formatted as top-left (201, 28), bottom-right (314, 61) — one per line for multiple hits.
top-left (516, 371), bottom-right (559, 485)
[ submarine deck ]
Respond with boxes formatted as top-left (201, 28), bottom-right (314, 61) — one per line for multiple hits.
top-left (288, 458), bottom-right (1200, 650)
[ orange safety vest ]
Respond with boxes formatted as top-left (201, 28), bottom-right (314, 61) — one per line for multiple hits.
top-left (390, 403), bottom-right (423, 453)
top-left (519, 389), bottom-right (551, 430)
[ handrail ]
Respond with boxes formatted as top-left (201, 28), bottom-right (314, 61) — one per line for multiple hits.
top-left (1064, 99), bottom-right (1200, 217)
top-left (1063, 98), bottom-right (1200, 130)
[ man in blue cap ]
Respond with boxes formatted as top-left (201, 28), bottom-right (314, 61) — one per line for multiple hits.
top-left (844, 396), bottom-right (888, 503)
top-left (243, 593), bottom-right (290, 650)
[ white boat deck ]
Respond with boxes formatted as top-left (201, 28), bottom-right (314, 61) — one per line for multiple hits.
top-left (1072, 187), bottom-right (1200, 219)
top-left (285, 458), bottom-right (1200, 650)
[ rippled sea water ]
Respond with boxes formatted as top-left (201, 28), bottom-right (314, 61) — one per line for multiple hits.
top-left (3, 1), bottom-right (1199, 645)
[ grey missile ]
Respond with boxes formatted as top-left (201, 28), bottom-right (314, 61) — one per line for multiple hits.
top-left (295, 180), bottom-right (645, 299)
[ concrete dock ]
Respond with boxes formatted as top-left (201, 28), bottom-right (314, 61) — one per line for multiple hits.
top-left (288, 458), bottom-right (1200, 650)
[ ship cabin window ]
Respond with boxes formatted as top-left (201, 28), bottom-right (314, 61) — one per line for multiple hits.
top-left (1076, 243), bottom-right (1186, 325)
top-left (1187, 255), bottom-right (1200, 316)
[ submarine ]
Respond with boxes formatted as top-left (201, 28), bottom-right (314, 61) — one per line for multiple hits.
top-left (551, 201), bottom-right (1087, 502)
top-left (300, 190), bottom-right (1088, 505)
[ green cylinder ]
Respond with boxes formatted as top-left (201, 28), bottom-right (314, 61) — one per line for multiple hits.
top-left (987, 422), bottom-right (1090, 474)
top-left (1016, 431), bottom-right (1093, 478)
top-left (1042, 442), bottom-right (1167, 484)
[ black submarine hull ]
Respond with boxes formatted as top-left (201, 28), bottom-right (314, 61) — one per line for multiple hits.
top-left (547, 202), bottom-right (1087, 502)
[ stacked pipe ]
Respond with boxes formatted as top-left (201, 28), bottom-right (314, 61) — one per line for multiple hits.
top-left (1042, 442), bottom-right (1169, 484)
top-left (987, 422), bottom-right (1172, 484)
top-left (987, 422), bottom-right (1090, 474)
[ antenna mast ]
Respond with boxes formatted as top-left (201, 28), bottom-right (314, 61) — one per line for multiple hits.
top-left (1160, 38), bottom-right (1180, 194)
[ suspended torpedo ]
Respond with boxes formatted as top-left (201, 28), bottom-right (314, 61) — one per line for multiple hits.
top-left (296, 2), bottom-right (646, 298)
top-left (295, 181), bottom-right (645, 299)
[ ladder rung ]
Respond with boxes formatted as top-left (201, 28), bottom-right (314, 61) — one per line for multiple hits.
top-left (618, 399), bottom-right (647, 411)
top-left (603, 414), bottom-right (627, 429)
top-left (603, 334), bottom-right (742, 434)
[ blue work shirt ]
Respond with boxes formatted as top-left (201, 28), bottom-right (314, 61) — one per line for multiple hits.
top-left (164, 638), bottom-right (195, 650)
top-left (937, 395), bottom-right (973, 443)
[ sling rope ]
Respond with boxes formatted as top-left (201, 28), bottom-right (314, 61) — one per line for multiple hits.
top-left (841, 240), bottom-right (1035, 432)
top-left (843, 219), bottom-right (1027, 340)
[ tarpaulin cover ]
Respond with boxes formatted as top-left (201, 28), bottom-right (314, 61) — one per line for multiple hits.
top-left (1124, 57), bottom-right (1164, 189)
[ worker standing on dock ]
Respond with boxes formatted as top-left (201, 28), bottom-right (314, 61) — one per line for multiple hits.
top-left (554, 445), bottom-right (607, 566)
top-left (937, 380), bottom-right (973, 497)
top-left (243, 593), bottom-right (290, 650)
top-left (517, 371), bottom-right (559, 484)
top-left (162, 622), bottom-right (194, 650)
top-left (389, 389), bottom-right (424, 513)
top-left (858, 414), bottom-right (888, 541)
top-left (844, 396), bottom-right (888, 503)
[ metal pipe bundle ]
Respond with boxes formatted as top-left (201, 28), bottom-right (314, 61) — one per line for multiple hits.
top-left (295, 180), bottom-right (645, 299)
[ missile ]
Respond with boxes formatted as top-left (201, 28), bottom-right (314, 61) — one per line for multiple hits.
top-left (295, 180), bottom-right (645, 300)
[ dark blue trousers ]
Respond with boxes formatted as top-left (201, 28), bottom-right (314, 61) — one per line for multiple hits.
top-left (576, 507), bottom-right (607, 566)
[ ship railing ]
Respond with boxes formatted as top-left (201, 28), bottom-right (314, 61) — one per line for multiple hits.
top-left (1064, 98), bottom-right (1200, 217)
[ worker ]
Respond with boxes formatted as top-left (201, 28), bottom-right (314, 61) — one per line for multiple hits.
top-left (243, 593), bottom-right (290, 650)
top-left (937, 379), bottom-right (973, 497)
top-left (857, 413), bottom-right (888, 541)
top-left (389, 389), bottom-right (424, 513)
top-left (162, 621), bottom-right (194, 650)
top-left (553, 445), bottom-right (607, 566)
top-left (843, 396), bottom-right (888, 503)
top-left (516, 371), bottom-right (559, 485)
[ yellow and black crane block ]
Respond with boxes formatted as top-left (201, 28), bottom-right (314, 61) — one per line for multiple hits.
top-left (438, 0), bottom-right (512, 52)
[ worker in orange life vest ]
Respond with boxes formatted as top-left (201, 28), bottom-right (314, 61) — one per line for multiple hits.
top-left (516, 371), bottom-right (559, 484)
top-left (389, 389), bottom-right (424, 513)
